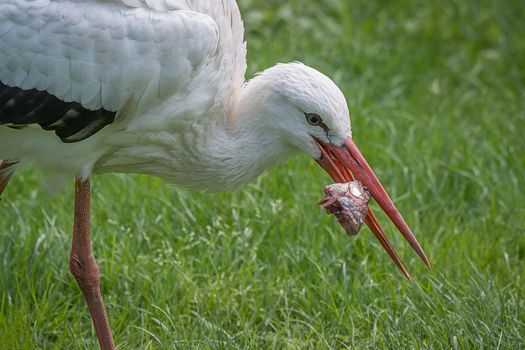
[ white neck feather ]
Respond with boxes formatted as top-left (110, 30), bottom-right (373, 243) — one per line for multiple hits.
top-left (96, 76), bottom-right (296, 192)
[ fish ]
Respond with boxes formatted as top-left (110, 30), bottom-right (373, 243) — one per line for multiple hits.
top-left (319, 181), bottom-right (370, 236)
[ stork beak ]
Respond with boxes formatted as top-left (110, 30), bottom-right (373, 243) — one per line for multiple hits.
top-left (315, 137), bottom-right (430, 281)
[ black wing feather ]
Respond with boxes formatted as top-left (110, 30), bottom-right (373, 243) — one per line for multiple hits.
top-left (0, 82), bottom-right (116, 143)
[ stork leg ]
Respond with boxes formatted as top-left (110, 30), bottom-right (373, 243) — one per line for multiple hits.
top-left (69, 178), bottom-right (115, 350)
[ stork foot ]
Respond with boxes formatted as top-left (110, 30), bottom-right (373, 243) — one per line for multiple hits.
top-left (70, 178), bottom-right (115, 350)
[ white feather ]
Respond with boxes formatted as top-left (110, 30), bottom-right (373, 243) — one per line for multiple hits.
top-left (0, 1), bottom-right (351, 192)
top-left (0, 0), bottom-right (230, 113)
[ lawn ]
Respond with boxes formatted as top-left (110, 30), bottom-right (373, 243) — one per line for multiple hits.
top-left (1, 0), bottom-right (524, 348)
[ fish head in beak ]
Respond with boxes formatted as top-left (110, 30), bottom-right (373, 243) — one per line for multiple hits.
top-left (315, 136), bottom-right (430, 281)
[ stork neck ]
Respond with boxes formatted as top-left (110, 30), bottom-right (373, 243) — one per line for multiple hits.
top-left (96, 78), bottom-right (294, 192)
top-left (194, 106), bottom-right (290, 191)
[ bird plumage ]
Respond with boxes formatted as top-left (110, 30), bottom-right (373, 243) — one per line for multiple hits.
top-left (0, 0), bottom-right (246, 184)
top-left (0, 0), bottom-right (350, 191)
top-left (0, 82), bottom-right (117, 142)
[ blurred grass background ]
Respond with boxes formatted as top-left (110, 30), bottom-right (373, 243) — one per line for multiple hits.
top-left (1, 0), bottom-right (524, 348)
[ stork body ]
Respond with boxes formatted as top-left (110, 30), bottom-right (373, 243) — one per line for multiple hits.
top-left (0, 1), bottom-right (429, 349)
top-left (1, 0), bottom-right (251, 190)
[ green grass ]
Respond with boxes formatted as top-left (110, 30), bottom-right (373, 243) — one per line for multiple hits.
top-left (1, 0), bottom-right (524, 348)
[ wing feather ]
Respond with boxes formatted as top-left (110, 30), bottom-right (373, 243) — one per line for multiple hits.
top-left (0, 0), bottom-right (248, 177)
top-left (0, 0), bottom-right (220, 114)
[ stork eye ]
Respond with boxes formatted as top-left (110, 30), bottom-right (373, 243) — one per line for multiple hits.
top-left (305, 113), bottom-right (323, 126)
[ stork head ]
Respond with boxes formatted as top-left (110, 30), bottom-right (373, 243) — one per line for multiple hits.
top-left (239, 62), bottom-right (429, 280)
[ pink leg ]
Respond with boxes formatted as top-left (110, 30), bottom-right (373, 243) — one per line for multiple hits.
top-left (69, 178), bottom-right (115, 350)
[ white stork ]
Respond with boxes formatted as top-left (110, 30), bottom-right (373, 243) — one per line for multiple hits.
top-left (0, 0), bottom-right (430, 349)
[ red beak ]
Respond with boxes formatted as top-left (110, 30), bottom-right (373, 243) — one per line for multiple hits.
top-left (315, 137), bottom-right (430, 281)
